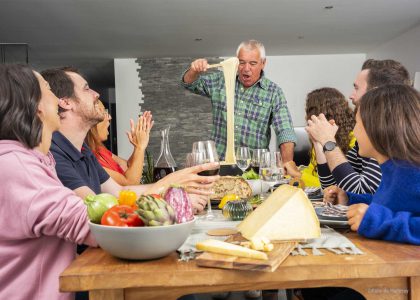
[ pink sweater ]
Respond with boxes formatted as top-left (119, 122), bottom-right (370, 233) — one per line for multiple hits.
top-left (0, 141), bottom-right (97, 300)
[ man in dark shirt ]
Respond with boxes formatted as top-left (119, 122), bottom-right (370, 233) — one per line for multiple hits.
top-left (41, 67), bottom-right (219, 205)
top-left (50, 131), bottom-right (109, 194)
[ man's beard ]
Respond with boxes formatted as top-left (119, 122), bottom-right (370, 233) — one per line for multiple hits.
top-left (76, 104), bottom-right (104, 128)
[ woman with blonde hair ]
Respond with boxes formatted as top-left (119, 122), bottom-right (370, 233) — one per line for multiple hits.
top-left (86, 101), bottom-right (153, 185)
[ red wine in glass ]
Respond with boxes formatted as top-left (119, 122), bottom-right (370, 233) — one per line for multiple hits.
top-left (198, 168), bottom-right (220, 176)
top-left (153, 166), bottom-right (176, 182)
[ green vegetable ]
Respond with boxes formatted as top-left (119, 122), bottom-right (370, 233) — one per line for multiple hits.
top-left (84, 193), bottom-right (118, 223)
top-left (248, 195), bottom-right (263, 206)
top-left (241, 169), bottom-right (259, 180)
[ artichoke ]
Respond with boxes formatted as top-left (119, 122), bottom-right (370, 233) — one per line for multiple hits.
top-left (135, 195), bottom-right (176, 226)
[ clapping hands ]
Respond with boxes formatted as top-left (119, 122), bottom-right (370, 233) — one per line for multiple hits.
top-left (305, 113), bottom-right (338, 145)
top-left (127, 111), bottom-right (154, 151)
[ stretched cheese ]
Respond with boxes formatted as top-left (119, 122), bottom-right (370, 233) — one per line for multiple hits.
top-left (220, 57), bottom-right (239, 164)
top-left (237, 185), bottom-right (321, 241)
top-left (196, 239), bottom-right (268, 260)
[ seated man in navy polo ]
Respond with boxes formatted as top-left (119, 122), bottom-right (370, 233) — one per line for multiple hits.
top-left (41, 67), bottom-right (219, 205)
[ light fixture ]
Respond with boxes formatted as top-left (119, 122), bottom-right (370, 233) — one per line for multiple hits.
top-left (324, 5), bottom-right (334, 9)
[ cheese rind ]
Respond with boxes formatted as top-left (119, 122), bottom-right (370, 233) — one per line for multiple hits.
top-left (196, 239), bottom-right (268, 260)
top-left (237, 185), bottom-right (321, 241)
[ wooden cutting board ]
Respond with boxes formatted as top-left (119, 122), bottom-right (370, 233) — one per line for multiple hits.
top-left (195, 234), bottom-right (297, 272)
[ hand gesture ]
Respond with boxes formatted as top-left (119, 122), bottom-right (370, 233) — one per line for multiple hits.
top-left (151, 162), bottom-right (220, 196)
top-left (347, 203), bottom-right (369, 231)
top-left (189, 193), bottom-right (208, 214)
top-left (305, 114), bottom-right (338, 145)
top-left (283, 161), bottom-right (301, 178)
top-left (190, 58), bottom-right (209, 74)
top-left (323, 185), bottom-right (348, 205)
top-left (127, 111), bottom-right (154, 151)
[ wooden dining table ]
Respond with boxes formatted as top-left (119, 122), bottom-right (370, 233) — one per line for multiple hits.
top-left (60, 232), bottom-right (420, 300)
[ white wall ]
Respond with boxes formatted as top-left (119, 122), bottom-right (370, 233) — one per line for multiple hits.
top-left (367, 23), bottom-right (420, 80)
top-left (114, 58), bottom-right (143, 158)
top-left (263, 54), bottom-right (366, 127)
top-left (115, 54), bottom-right (365, 156)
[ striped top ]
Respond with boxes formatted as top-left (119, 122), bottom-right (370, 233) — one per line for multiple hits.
top-left (318, 142), bottom-right (382, 194)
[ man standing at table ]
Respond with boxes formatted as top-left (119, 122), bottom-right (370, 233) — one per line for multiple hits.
top-left (181, 40), bottom-right (300, 177)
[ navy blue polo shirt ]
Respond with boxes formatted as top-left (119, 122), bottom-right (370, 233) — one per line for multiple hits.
top-left (50, 131), bottom-right (110, 194)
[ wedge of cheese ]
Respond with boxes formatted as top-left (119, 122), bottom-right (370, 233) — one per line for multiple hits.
top-left (237, 185), bottom-right (320, 241)
top-left (196, 239), bottom-right (268, 260)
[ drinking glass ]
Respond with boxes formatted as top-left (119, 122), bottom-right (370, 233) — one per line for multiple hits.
top-left (250, 148), bottom-right (268, 175)
top-left (191, 140), bottom-right (220, 220)
top-left (236, 147), bottom-right (251, 173)
top-left (259, 151), bottom-right (283, 195)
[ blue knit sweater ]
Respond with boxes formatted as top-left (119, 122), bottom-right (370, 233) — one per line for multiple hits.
top-left (347, 159), bottom-right (420, 245)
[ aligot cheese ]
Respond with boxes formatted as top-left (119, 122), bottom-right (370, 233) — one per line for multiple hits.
top-left (237, 185), bottom-right (321, 241)
top-left (196, 239), bottom-right (268, 260)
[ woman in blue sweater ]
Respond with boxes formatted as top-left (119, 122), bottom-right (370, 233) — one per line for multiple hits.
top-left (324, 84), bottom-right (420, 245)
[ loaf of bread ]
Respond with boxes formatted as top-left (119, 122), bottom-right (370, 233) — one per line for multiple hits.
top-left (212, 176), bottom-right (252, 199)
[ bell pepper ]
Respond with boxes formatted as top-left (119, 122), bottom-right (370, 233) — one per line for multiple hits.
top-left (118, 190), bottom-right (137, 207)
top-left (101, 205), bottom-right (144, 227)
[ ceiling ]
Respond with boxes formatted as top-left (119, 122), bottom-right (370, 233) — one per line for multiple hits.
top-left (1, 0), bottom-right (420, 87)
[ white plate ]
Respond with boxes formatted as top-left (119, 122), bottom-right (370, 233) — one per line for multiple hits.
top-left (317, 218), bottom-right (349, 227)
top-left (315, 207), bottom-right (349, 227)
top-left (246, 179), bottom-right (270, 196)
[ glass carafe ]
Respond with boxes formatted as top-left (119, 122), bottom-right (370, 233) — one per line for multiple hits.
top-left (153, 126), bottom-right (177, 182)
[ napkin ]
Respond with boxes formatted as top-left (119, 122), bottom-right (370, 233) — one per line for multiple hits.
top-left (291, 227), bottom-right (363, 256)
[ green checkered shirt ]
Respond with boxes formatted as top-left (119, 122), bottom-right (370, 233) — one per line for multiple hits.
top-left (181, 70), bottom-right (296, 160)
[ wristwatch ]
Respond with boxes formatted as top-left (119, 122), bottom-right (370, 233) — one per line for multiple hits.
top-left (322, 141), bottom-right (337, 153)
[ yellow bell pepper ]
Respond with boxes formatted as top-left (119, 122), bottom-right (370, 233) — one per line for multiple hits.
top-left (118, 190), bottom-right (137, 207)
top-left (218, 194), bottom-right (240, 209)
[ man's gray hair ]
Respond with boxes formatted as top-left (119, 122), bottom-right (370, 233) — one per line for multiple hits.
top-left (236, 40), bottom-right (266, 60)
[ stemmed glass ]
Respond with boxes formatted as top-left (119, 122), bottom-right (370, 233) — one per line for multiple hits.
top-left (236, 147), bottom-right (251, 174)
top-left (192, 140), bottom-right (220, 220)
top-left (259, 151), bottom-right (283, 196)
top-left (250, 148), bottom-right (268, 175)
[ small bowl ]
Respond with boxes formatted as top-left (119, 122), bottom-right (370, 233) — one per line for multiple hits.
top-left (89, 218), bottom-right (195, 260)
top-left (246, 179), bottom-right (270, 195)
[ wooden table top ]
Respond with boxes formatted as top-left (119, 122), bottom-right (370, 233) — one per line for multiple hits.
top-left (60, 232), bottom-right (420, 293)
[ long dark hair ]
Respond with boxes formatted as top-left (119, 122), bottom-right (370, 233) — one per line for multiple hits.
top-left (306, 87), bottom-right (355, 153)
top-left (360, 84), bottom-right (420, 165)
top-left (0, 64), bottom-right (43, 149)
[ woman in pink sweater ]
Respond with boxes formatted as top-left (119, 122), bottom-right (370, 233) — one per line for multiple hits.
top-left (0, 64), bottom-right (97, 300)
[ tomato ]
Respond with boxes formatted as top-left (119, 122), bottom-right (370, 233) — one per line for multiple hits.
top-left (101, 205), bottom-right (144, 227)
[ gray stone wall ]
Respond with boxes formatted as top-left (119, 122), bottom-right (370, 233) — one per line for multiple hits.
top-left (136, 57), bottom-right (220, 168)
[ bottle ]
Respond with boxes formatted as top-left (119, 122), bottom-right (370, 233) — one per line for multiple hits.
top-left (153, 126), bottom-right (177, 182)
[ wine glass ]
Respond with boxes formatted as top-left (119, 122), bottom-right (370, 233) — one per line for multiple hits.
top-left (236, 147), bottom-right (251, 173)
top-left (250, 148), bottom-right (268, 174)
top-left (191, 140), bottom-right (220, 220)
top-left (259, 152), bottom-right (283, 195)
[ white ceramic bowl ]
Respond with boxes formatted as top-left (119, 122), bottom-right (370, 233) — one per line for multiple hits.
top-left (246, 179), bottom-right (270, 196)
top-left (89, 218), bottom-right (195, 260)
